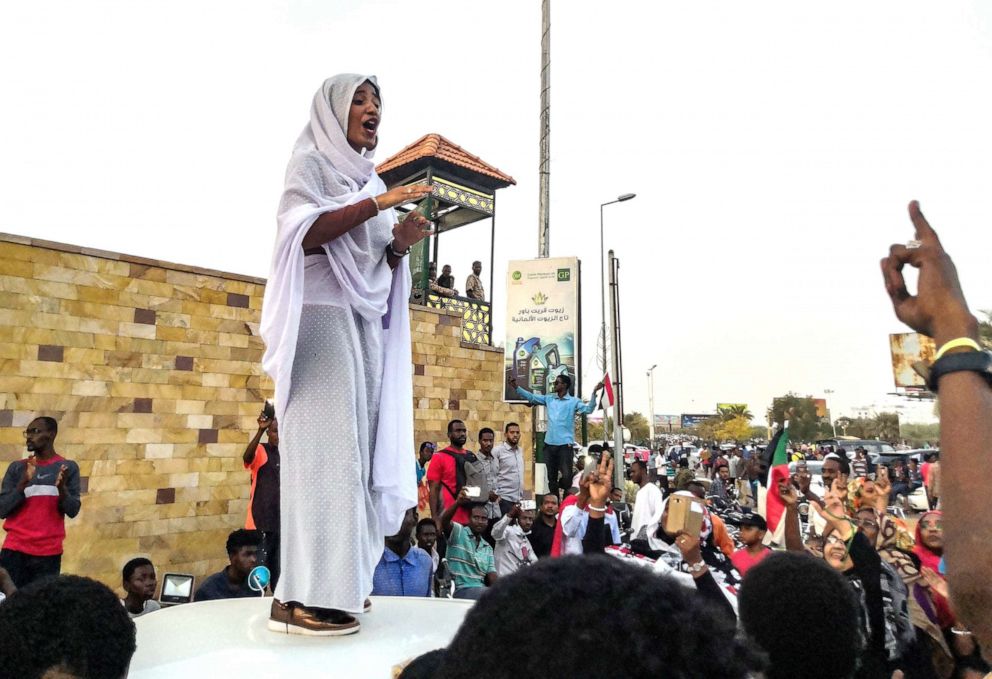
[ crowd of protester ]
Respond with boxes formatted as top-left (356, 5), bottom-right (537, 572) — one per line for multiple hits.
top-left (1, 202), bottom-right (991, 678)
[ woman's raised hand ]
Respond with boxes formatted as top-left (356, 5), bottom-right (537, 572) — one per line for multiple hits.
top-left (392, 212), bottom-right (434, 252)
top-left (376, 183), bottom-right (434, 211)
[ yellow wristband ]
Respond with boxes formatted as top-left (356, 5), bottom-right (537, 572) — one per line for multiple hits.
top-left (934, 337), bottom-right (981, 361)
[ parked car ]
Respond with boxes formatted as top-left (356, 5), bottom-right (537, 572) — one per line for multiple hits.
top-left (788, 460), bottom-right (826, 499)
top-left (873, 448), bottom-right (928, 468)
top-left (819, 439), bottom-right (897, 461)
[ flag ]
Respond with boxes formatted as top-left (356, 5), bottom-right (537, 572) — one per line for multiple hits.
top-left (757, 420), bottom-right (791, 546)
top-left (603, 373), bottom-right (615, 407)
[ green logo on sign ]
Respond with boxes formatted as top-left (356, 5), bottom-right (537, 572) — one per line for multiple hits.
top-left (556, 269), bottom-right (570, 282)
top-left (512, 271), bottom-right (522, 280)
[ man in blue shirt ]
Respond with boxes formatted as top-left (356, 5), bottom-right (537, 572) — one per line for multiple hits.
top-left (509, 374), bottom-right (603, 499)
top-left (371, 509), bottom-right (432, 597)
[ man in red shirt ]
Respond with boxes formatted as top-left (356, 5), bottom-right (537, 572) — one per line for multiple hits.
top-left (428, 420), bottom-right (472, 527)
top-left (0, 417), bottom-right (81, 588)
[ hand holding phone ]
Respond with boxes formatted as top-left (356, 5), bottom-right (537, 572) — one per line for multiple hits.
top-left (464, 486), bottom-right (481, 499)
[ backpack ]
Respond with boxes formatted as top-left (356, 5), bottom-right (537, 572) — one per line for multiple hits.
top-left (436, 448), bottom-right (491, 500)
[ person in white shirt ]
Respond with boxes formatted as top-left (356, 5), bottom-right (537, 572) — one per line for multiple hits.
top-left (490, 504), bottom-right (538, 576)
top-left (629, 460), bottom-right (664, 539)
top-left (561, 467), bottom-right (620, 555)
top-left (653, 451), bottom-right (666, 480)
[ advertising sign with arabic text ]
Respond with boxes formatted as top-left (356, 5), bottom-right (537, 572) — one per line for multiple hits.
top-left (504, 258), bottom-right (580, 402)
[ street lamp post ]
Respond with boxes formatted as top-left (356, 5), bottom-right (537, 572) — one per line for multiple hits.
top-left (824, 388), bottom-right (836, 436)
top-left (647, 364), bottom-right (657, 446)
top-left (599, 194), bottom-right (636, 376)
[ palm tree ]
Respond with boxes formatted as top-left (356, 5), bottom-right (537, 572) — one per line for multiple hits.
top-left (719, 404), bottom-right (753, 422)
top-left (873, 412), bottom-right (900, 442)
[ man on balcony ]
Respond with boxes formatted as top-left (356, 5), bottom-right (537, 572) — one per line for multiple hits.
top-left (465, 261), bottom-right (485, 300)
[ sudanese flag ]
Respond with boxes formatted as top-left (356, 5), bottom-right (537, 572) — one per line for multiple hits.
top-left (757, 420), bottom-right (791, 545)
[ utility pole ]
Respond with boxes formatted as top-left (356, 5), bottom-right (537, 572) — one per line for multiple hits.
top-left (609, 250), bottom-right (624, 489)
top-left (538, 0), bottom-right (550, 258)
top-left (534, 0), bottom-right (551, 481)
top-left (647, 364), bottom-right (657, 446)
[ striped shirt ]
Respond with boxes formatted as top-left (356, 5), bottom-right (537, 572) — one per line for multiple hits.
top-left (446, 522), bottom-right (495, 592)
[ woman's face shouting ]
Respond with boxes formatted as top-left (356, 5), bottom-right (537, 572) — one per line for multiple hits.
top-left (347, 81), bottom-right (381, 153)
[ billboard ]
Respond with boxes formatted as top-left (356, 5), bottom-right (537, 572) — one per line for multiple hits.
top-left (681, 413), bottom-right (714, 429)
top-left (503, 257), bottom-right (580, 402)
top-left (654, 414), bottom-right (681, 428)
top-left (889, 332), bottom-right (936, 389)
top-left (811, 398), bottom-right (828, 420)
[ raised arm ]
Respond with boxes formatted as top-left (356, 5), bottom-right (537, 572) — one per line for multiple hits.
top-left (490, 508), bottom-right (515, 542)
top-left (508, 376), bottom-right (547, 405)
top-left (880, 201), bottom-right (992, 654)
top-left (778, 480), bottom-right (804, 552)
top-left (243, 415), bottom-right (269, 466)
top-left (440, 488), bottom-right (468, 539)
top-left (301, 184), bottom-right (432, 250)
top-left (577, 382), bottom-right (604, 415)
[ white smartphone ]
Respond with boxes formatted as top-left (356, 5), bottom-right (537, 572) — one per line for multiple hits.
top-left (464, 486), bottom-right (481, 499)
top-left (520, 499), bottom-right (537, 511)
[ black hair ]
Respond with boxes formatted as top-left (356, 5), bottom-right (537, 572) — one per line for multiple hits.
top-left (447, 419), bottom-right (464, 434)
top-left (836, 455), bottom-right (851, 475)
top-left (436, 556), bottom-right (762, 678)
top-left (504, 422), bottom-right (519, 432)
top-left (35, 416), bottom-right (58, 435)
top-left (556, 373), bottom-right (572, 390)
top-left (415, 518), bottom-right (437, 535)
top-left (630, 459), bottom-right (647, 472)
top-left (225, 529), bottom-right (262, 556)
top-left (419, 441), bottom-right (435, 453)
top-left (739, 553), bottom-right (861, 679)
top-left (0, 575), bottom-right (136, 679)
top-left (122, 557), bottom-right (153, 583)
top-left (686, 481), bottom-right (706, 499)
top-left (478, 427), bottom-right (495, 440)
top-left (467, 502), bottom-right (488, 515)
top-left (399, 649), bottom-right (448, 679)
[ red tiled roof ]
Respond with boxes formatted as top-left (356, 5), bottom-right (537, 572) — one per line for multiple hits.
top-left (376, 133), bottom-right (516, 187)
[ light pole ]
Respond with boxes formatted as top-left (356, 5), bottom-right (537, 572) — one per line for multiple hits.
top-left (647, 364), bottom-right (657, 446)
top-left (824, 388), bottom-right (836, 436)
top-left (599, 194), bottom-right (636, 374)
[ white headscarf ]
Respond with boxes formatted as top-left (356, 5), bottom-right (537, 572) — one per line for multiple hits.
top-left (260, 74), bottom-right (415, 535)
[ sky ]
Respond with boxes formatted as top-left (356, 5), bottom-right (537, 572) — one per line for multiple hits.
top-left (3, 0), bottom-right (991, 427)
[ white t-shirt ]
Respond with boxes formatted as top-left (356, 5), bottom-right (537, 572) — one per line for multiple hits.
top-left (121, 598), bottom-right (161, 618)
top-left (630, 483), bottom-right (664, 537)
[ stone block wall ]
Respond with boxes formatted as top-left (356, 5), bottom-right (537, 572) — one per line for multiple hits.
top-left (0, 234), bottom-right (271, 592)
top-left (0, 233), bottom-right (532, 595)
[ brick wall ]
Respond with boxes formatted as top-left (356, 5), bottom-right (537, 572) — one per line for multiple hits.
top-left (0, 233), bottom-right (532, 595)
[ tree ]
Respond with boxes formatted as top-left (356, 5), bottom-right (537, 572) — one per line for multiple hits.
top-left (715, 416), bottom-right (753, 442)
top-left (749, 425), bottom-right (769, 442)
top-left (979, 309), bottom-right (992, 350)
top-left (901, 422), bottom-right (940, 447)
top-left (694, 416), bottom-right (724, 443)
top-left (623, 412), bottom-right (650, 445)
top-left (873, 412), bottom-right (900, 442)
top-left (770, 394), bottom-right (830, 442)
top-left (718, 404), bottom-right (753, 422)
